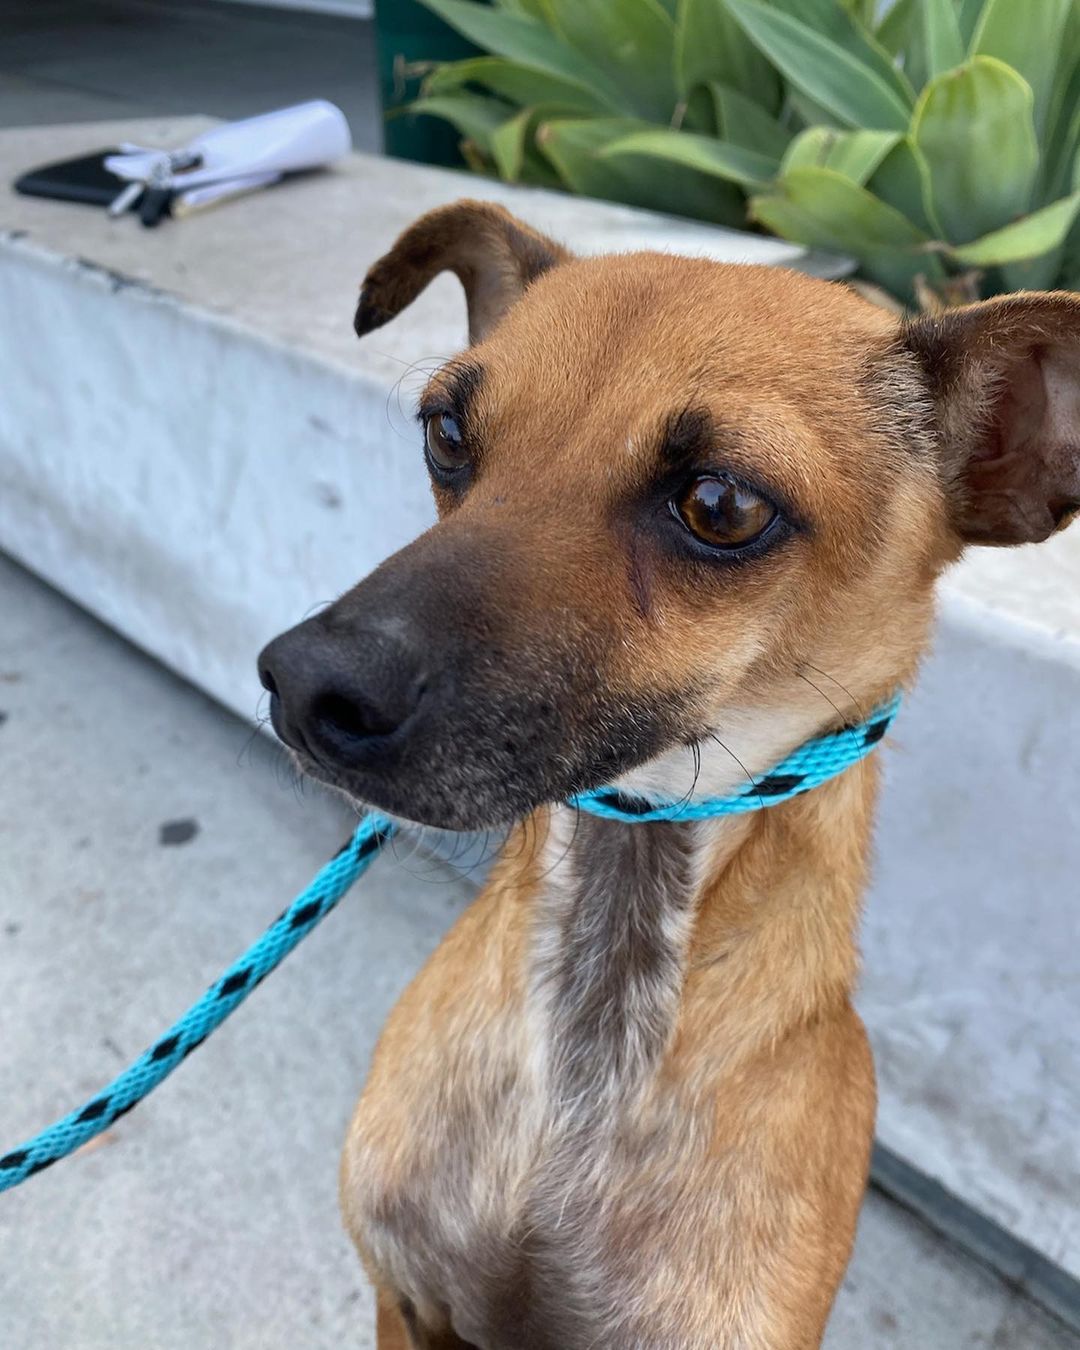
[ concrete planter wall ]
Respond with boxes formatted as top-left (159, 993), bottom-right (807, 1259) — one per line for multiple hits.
top-left (2, 118), bottom-right (1077, 1285)
top-left (865, 594), bottom-right (1080, 1281)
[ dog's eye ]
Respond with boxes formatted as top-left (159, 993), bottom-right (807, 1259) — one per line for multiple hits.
top-left (425, 413), bottom-right (469, 475)
top-left (673, 475), bottom-right (777, 549)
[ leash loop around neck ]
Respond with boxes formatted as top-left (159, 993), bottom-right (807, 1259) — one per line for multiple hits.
top-left (1, 694), bottom-right (900, 1194)
top-left (571, 694), bottom-right (902, 824)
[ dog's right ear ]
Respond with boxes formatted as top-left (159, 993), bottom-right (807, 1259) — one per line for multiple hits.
top-left (355, 199), bottom-right (570, 345)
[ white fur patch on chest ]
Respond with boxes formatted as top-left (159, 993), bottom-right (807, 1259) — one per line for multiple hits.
top-left (347, 812), bottom-right (725, 1347)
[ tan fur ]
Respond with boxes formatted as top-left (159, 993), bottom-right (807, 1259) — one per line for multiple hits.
top-left (305, 204), bottom-right (1080, 1348)
top-left (345, 779), bottom-right (877, 1349)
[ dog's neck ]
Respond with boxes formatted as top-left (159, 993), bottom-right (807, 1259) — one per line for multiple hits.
top-left (523, 760), bottom-right (878, 1111)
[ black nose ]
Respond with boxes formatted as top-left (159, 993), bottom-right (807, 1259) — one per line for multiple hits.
top-left (257, 617), bottom-right (427, 766)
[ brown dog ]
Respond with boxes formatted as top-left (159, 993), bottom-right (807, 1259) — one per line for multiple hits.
top-left (258, 201), bottom-right (1080, 1349)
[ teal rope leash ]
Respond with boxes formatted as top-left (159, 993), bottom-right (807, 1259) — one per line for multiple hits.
top-left (0, 813), bottom-right (397, 1193)
top-left (571, 694), bottom-right (901, 823)
top-left (0, 696), bottom-right (899, 1194)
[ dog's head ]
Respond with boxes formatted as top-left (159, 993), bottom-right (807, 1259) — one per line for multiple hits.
top-left (259, 200), bottom-right (1080, 830)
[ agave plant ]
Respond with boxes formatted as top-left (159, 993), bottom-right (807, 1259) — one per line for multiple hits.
top-left (403, 0), bottom-right (1080, 309)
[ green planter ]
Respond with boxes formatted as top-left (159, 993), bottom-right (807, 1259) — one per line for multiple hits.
top-left (374, 0), bottom-right (481, 168)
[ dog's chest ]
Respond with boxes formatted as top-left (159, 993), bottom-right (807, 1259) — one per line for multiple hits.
top-left (344, 817), bottom-right (703, 1349)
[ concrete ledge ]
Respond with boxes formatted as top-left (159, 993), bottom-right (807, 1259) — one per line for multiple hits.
top-left (2, 118), bottom-right (1078, 1281)
top-left (864, 591), bottom-right (1080, 1282)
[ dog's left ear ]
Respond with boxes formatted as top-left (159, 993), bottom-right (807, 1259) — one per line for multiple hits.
top-left (354, 199), bottom-right (570, 345)
top-left (903, 293), bottom-right (1080, 545)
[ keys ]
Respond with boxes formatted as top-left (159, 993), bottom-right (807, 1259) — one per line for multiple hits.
top-left (107, 180), bottom-right (143, 218)
top-left (138, 157), bottom-right (173, 228)
top-left (106, 149), bottom-right (203, 223)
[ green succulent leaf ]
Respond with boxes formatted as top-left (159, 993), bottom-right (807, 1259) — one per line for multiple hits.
top-left (600, 127), bottom-right (779, 190)
top-left (725, 0), bottom-right (912, 131)
top-left (403, 94), bottom-right (515, 154)
top-left (675, 0), bottom-right (781, 113)
top-left (538, 118), bottom-right (747, 225)
top-left (768, 0), bottom-right (916, 105)
top-left (492, 0), bottom-right (547, 16)
top-left (755, 166), bottom-right (927, 252)
top-left (948, 191), bottom-right (1080, 265)
top-left (972, 0), bottom-right (1072, 138)
top-left (875, 0), bottom-right (915, 56)
top-left (887, 0), bottom-right (979, 85)
top-left (781, 128), bottom-right (900, 185)
top-left (707, 83), bottom-right (792, 159)
top-left (417, 0), bottom-right (1080, 306)
top-left (1040, 2), bottom-right (1080, 199)
top-left (1045, 76), bottom-right (1080, 202)
top-left (912, 56), bottom-right (1039, 244)
top-left (957, 0), bottom-right (988, 47)
top-left (1000, 252), bottom-right (1067, 294)
top-left (842, 0), bottom-right (878, 26)
top-left (423, 57), bottom-right (610, 114)
top-left (868, 135), bottom-right (937, 235)
top-left (750, 166), bottom-right (940, 298)
top-left (490, 107), bottom-right (533, 180)
top-left (918, 0), bottom-right (965, 79)
top-left (1062, 205), bottom-right (1080, 287)
top-left (537, 0), bottom-right (678, 122)
top-left (786, 89), bottom-right (845, 131)
top-left (418, 0), bottom-right (631, 113)
top-left (491, 104), bottom-right (579, 181)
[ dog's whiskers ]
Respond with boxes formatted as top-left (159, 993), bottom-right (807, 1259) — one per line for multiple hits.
top-left (800, 661), bottom-right (866, 723)
top-left (704, 730), bottom-right (764, 811)
top-left (236, 697), bottom-right (271, 768)
top-left (385, 825), bottom-right (466, 887)
top-left (795, 665), bottom-right (866, 757)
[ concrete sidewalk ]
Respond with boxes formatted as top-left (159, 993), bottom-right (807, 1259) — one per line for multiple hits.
top-left (0, 549), bottom-right (1074, 1350)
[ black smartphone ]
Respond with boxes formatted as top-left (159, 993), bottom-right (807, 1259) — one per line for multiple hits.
top-left (14, 149), bottom-right (124, 207)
